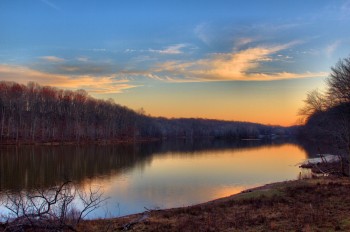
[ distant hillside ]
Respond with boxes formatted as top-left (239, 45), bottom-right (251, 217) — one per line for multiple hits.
top-left (0, 81), bottom-right (294, 144)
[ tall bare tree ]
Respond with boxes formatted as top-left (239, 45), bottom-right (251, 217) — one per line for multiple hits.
top-left (327, 57), bottom-right (350, 104)
top-left (300, 55), bottom-right (350, 176)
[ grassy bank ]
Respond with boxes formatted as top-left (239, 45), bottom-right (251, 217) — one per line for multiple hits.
top-left (78, 177), bottom-right (350, 231)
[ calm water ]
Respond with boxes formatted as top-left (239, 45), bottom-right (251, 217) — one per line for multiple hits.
top-left (0, 139), bottom-right (310, 218)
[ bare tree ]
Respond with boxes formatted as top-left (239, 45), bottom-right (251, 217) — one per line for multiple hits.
top-left (0, 181), bottom-right (105, 231)
top-left (327, 57), bottom-right (350, 104)
top-left (326, 56), bottom-right (350, 160)
top-left (300, 55), bottom-right (350, 176)
top-left (298, 89), bottom-right (327, 123)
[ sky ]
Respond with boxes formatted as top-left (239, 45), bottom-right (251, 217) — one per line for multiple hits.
top-left (1, 0), bottom-right (350, 126)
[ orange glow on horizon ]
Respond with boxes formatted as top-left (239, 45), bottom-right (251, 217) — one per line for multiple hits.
top-left (106, 77), bottom-right (326, 127)
top-left (116, 95), bottom-right (305, 127)
top-left (146, 108), bottom-right (300, 126)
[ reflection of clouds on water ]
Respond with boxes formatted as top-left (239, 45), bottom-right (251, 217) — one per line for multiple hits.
top-left (0, 139), bottom-right (299, 191)
top-left (83, 143), bottom-right (308, 217)
top-left (0, 139), bottom-right (324, 218)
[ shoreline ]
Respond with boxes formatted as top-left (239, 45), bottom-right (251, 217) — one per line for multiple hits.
top-left (0, 136), bottom-right (286, 146)
top-left (78, 177), bottom-right (350, 231)
top-left (0, 138), bottom-right (162, 146)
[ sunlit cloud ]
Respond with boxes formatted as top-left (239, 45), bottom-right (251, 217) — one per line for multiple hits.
top-left (157, 71), bottom-right (328, 83)
top-left (0, 64), bottom-right (138, 93)
top-left (40, 56), bottom-right (65, 62)
top-left (147, 41), bottom-right (327, 82)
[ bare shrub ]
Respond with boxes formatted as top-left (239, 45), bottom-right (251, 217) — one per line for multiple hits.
top-left (0, 181), bottom-right (105, 231)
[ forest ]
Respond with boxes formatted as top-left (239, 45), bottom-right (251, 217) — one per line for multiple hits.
top-left (0, 81), bottom-right (292, 144)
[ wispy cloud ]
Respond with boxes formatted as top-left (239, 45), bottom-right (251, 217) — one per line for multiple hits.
top-left (2, 40), bottom-right (327, 94)
top-left (149, 44), bottom-right (187, 55)
top-left (234, 37), bottom-right (255, 48)
top-left (154, 71), bottom-right (327, 83)
top-left (0, 64), bottom-right (138, 94)
top-left (194, 23), bottom-right (212, 44)
top-left (35, 58), bottom-right (115, 76)
top-left (56, 64), bottom-right (113, 75)
top-left (125, 44), bottom-right (188, 55)
top-left (148, 41), bottom-right (327, 82)
top-left (77, 57), bottom-right (89, 62)
top-left (40, 56), bottom-right (65, 62)
top-left (91, 48), bottom-right (107, 52)
top-left (39, 0), bottom-right (60, 10)
top-left (340, 0), bottom-right (350, 18)
top-left (325, 40), bottom-right (341, 57)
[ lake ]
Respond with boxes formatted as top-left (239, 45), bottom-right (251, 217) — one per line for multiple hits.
top-left (0, 139), bottom-right (312, 219)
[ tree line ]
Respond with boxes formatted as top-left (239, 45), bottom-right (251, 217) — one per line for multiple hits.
top-left (0, 81), bottom-right (292, 144)
top-left (299, 56), bottom-right (350, 158)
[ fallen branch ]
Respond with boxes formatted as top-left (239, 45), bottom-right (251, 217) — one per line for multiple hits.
top-left (121, 208), bottom-right (153, 231)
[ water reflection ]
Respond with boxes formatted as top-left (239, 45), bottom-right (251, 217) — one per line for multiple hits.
top-left (0, 145), bottom-right (152, 191)
top-left (0, 139), bottom-right (301, 191)
top-left (88, 142), bottom-right (308, 217)
top-left (0, 139), bottom-right (316, 218)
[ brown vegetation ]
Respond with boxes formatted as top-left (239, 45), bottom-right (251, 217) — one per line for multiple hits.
top-left (78, 177), bottom-right (350, 231)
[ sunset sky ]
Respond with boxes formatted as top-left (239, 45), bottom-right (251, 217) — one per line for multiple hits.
top-left (1, 1), bottom-right (350, 126)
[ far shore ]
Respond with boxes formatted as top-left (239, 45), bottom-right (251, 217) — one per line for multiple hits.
top-left (0, 136), bottom-right (274, 146)
top-left (0, 138), bottom-right (162, 146)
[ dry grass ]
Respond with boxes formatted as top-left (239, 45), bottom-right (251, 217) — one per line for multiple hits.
top-left (78, 177), bottom-right (350, 231)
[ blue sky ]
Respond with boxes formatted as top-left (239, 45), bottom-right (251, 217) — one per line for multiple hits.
top-left (1, 0), bottom-right (350, 125)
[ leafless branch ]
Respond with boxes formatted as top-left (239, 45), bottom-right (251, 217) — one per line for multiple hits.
top-left (1, 181), bottom-right (105, 231)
